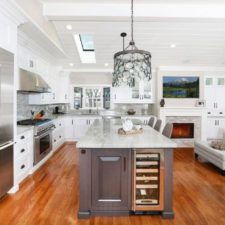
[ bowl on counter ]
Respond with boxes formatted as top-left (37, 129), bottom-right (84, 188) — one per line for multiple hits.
top-left (127, 109), bottom-right (136, 115)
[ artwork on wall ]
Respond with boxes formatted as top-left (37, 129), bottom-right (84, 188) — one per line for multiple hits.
top-left (163, 76), bottom-right (199, 98)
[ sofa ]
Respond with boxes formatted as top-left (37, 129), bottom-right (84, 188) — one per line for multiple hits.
top-left (194, 140), bottom-right (225, 176)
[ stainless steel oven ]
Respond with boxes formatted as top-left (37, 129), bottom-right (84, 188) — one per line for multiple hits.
top-left (17, 119), bottom-right (54, 166)
top-left (34, 128), bottom-right (53, 165)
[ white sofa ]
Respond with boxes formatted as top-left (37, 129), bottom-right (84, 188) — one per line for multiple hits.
top-left (194, 141), bottom-right (225, 176)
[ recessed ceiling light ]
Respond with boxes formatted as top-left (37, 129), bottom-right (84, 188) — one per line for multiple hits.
top-left (104, 63), bottom-right (109, 67)
top-left (69, 63), bottom-right (74, 67)
top-left (66, 24), bottom-right (73, 30)
top-left (170, 44), bottom-right (176, 48)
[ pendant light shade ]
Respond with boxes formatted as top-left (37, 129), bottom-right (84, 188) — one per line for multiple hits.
top-left (112, 0), bottom-right (152, 87)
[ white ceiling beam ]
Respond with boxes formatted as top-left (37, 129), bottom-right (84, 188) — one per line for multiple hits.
top-left (62, 68), bottom-right (113, 73)
top-left (43, 3), bottom-right (225, 21)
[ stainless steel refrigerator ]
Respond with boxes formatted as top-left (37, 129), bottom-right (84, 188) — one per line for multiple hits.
top-left (0, 47), bottom-right (14, 198)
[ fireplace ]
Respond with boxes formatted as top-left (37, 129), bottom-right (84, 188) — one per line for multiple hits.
top-left (171, 123), bottom-right (194, 139)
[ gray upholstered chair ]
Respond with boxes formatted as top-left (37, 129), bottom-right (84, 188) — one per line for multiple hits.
top-left (154, 119), bottom-right (162, 132)
top-left (148, 117), bottom-right (155, 127)
top-left (162, 123), bottom-right (173, 138)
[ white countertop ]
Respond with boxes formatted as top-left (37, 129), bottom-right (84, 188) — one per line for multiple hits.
top-left (77, 119), bottom-right (177, 149)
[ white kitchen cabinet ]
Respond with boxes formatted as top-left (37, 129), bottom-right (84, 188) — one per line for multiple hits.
top-left (0, 13), bottom-right (17, 53)
top-left (112, 80), bottom-right (154, 104)
top-left (56, 74), bottom-right (70, 104)
top-left (64, 116), bottom-right (100, 141)
top-left (204, 76), bottom-right (225, 116)
top-left (52, 117), bottom-right (65, 152)
top-left (112, 87), bottom-right (132, 103)
top-left (83, 87), bottom-right (103, 109)
top-left (206, 117), bottom-right (225, 140)
top-left (73, 117), bottom-right (100, 140)
top-left (64, 117), bottom-right (75, 141)
top-left (14, 129), bottom-right (33, 185)
top-left (131, 80), bottom-right (154, 104)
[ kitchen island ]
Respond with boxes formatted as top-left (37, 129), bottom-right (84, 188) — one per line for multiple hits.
top-left (77, 119), bottom-right (177, 219)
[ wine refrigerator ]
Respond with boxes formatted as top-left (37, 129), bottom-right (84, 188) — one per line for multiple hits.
top-left (132, 149), bottom-right (164, 211)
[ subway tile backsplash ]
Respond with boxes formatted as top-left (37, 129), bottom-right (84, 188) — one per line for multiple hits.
top-left (17, 93), bottom-right (68, 120)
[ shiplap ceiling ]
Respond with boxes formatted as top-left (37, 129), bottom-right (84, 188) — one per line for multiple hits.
top-left (42, 0), bottom-right (225, 4)
top-left (40, 0), bottom-right (225, 70)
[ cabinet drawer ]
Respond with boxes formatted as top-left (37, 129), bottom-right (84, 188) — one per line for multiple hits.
top-left (16, 130), bottom-right (32, 146)
top-left (15, 142), bottom-right (31, 159)
top-left (15, 156), bottom-right (31, 183)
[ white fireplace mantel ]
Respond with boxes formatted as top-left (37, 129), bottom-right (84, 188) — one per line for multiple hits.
top-left (159, 107), bottom-right (207, 143)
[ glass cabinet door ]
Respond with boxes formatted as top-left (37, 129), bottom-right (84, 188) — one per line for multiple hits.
top-left (84, 88), bottom-right (102, 108)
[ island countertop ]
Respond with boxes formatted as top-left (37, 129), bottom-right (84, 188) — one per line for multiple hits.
top-left (77, 119), bottom-right (177, 149)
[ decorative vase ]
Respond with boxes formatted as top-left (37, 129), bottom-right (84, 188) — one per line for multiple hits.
top-left (160, 99), bottom-right (165, 107)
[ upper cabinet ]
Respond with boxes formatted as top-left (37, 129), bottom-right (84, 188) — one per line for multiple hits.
top-left (112, 79), bottom-right (154, 104)
top-left (204, 76), bottom-right (225, 116)
top-left (0, 14), bottom-right (17, 53)
top-left (71, 86), bottom-right (111, 109)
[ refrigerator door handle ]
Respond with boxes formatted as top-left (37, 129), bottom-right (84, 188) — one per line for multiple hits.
top-left (0, 141), bottom-right (14, 151)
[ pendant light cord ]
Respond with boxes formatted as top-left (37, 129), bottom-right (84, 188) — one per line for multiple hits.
top-left (131, 0), bottom-right (134, 43)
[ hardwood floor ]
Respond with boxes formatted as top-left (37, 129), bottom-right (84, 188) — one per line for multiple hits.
top-left (0, 145), bottom-right (225, 225)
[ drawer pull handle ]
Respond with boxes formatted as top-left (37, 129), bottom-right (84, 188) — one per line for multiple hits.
top-left (20, 136), bottom-right (25, 139)
top-left (20, 164), bottom-right (25, 170)
top-left (20, 149), bottom-right (25, 153)
top-left (59, 136), bottom-right (61, 138)
top-left (54, 139), bottom-right (56, 142)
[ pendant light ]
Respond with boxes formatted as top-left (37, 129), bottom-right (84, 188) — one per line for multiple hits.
top-left (112, 0), bottom-right (152, 87)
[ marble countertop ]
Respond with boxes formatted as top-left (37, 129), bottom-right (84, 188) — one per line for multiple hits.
top-left (17, 125), bottom-right (34, 135)
top-left (49, 111), bottom-right (153, 119)
top-left (77, 119), bottom-right (177, 149)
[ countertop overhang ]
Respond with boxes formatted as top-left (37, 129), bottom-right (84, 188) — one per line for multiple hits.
top-left (77, 119), bottom-right (177, 149)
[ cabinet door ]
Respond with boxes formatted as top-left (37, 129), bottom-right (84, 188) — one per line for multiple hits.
top-left (64, 117), bottom-right (74, 140)
top-left (204, 77), bottom-right (216, 109)
top-left (215, 77), bottom-right (225, 110)
top-left (91, 149), bottom-right (131, 211)
top-left (217, 118), bottom-right (225, 139)
top-left (206, 117), bottom-right (225, 139)
top-left (112, 87), bottom-right (132, 103)
top-left (73, 118), bottom-right (89, 140)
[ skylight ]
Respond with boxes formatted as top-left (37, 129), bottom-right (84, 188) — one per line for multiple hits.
top-left (79, 34), bottom-right (94, 51)
top-left (74, 34), bottom-right (96, 64)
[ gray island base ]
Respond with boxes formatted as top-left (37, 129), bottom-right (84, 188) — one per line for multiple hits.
top-left (77, 119), bottom-right (177, 219)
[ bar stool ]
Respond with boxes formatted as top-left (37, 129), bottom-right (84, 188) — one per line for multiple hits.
top-left (162, 123), bottom-right (173, 138)
top-left (154, 119), bottom-right (162, 132)
top-left (148, 117), bottom-right (155, 127)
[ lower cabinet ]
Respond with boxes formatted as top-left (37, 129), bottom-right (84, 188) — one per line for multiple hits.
top-left (52, 118), bottom-right (65, 152)
top-left (206, 117), bottom-right (225, 139)
top-left (64, 116), bottom-right (100, 141)
top-left (14, 129), bottom-right (33, 185)
top-left (91, 149), bottom-right (131, 211)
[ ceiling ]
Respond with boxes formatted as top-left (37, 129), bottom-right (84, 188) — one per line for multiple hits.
top-left (41, 0), bottom-right (225, 5)
top-left (39, 0), bottom-right (225, 71)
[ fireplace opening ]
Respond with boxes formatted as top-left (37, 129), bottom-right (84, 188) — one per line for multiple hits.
top-left (171, 123), bottom-right (194, 139)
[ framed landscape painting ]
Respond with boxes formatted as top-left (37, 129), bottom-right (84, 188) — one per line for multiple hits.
top-left (163, 76), bottom-right (199, 98)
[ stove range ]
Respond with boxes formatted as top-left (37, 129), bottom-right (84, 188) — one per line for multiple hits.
top-left (17, 118), bottom-right (55, 165)
top-left (17, 119), bottom-right (54, 136)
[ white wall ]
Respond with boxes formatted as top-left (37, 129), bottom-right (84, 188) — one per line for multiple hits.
top-left (70, 72), bottom-right (112, 85)
top-left (155, 66), bottom-right (225, 115)
top-left (157, 69), bottom-right (204, 108)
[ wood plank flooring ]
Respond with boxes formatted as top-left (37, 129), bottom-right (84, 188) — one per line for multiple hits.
top-left (0, 144), bottom-right (225, 225)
